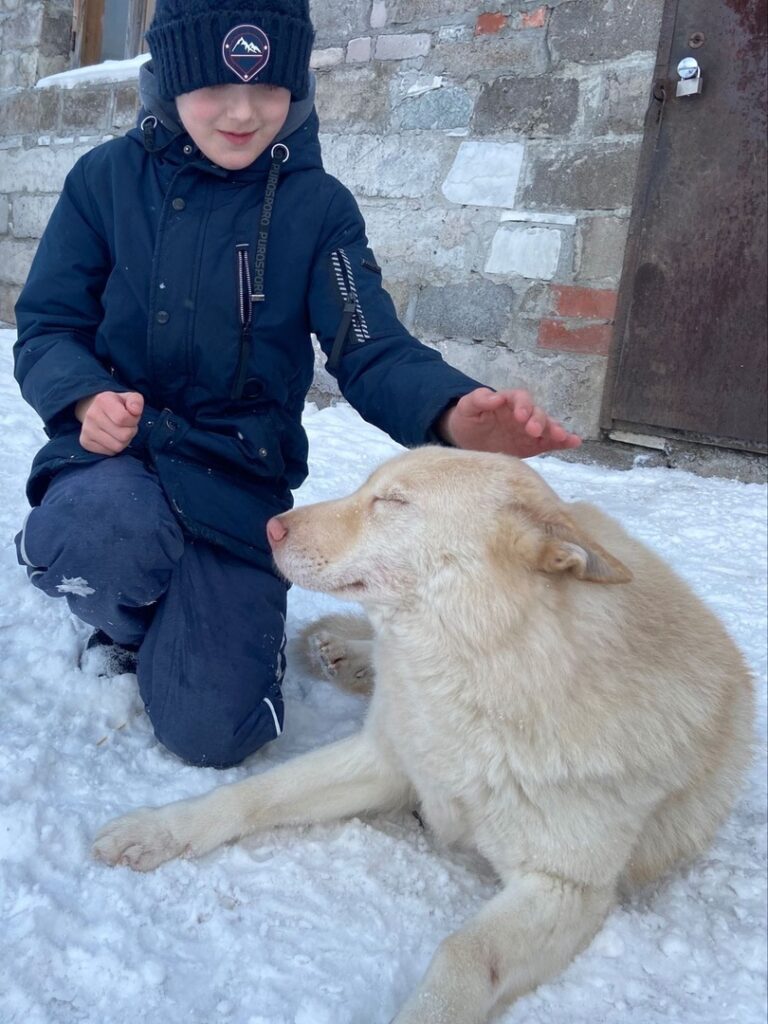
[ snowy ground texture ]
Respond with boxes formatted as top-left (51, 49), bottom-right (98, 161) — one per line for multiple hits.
top-left (0, 327), bottom-right (766, 1024)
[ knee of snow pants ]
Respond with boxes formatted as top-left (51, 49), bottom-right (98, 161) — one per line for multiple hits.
top-left (15, 456), bottom-right (185, 646)
top-left (16, 455), bottom-right (289, 768)
top-left (137, 540), bottom-right (288, 768)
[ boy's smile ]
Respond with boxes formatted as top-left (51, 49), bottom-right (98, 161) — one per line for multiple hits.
top-left (176, 83), bottom-right (291, 170)
top-left (218, 130), bottom-right (258, 146)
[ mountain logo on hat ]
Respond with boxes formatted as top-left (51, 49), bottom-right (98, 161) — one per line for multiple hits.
top-left (222, 24), bottom-right (271, 82)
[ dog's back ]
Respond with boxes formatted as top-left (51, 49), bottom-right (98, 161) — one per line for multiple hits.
top-left (563, 500), bottom-right (754, 885)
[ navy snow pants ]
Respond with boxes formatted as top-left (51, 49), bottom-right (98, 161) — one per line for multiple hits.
top-left (16, 455), bottom-right (288, 768)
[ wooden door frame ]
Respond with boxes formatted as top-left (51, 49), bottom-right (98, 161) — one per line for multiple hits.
top-left (72, 0), bottom-right (155, 67)
top-left (72, 0), bottom-right (104, 67)
top-left (125, 0), bottom-right (155, 58)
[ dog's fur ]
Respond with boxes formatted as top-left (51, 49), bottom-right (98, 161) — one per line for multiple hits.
top-left (94, 448), bottom-right (754, 1024)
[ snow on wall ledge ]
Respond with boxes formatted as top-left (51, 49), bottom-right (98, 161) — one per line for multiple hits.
top-left (36, 54), bottom-right (150, 90)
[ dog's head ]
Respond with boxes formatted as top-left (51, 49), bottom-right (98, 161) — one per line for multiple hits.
top-left (266, 447), bottom-right (631, 606)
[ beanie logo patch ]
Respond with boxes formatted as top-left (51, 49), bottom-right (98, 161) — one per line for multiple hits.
top-left (222, 25), bottom-right (271, 82)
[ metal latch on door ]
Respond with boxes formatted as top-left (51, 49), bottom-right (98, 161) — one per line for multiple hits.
top-left (676, 57), bottom-right (703, 97)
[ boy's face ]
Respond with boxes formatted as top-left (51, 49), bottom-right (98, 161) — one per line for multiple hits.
top-left (176, 83), bottom-right (291, 170)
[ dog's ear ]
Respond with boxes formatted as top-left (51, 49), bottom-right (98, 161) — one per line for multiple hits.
top-left (536, 515), bottom-right (633, 584)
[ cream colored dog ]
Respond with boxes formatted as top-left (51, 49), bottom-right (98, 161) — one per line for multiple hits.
top-left (93, 448), bottom-right (754, 1024)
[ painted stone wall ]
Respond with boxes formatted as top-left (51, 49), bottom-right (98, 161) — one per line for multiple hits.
top-left (0, 1), bottom-right (665, 438)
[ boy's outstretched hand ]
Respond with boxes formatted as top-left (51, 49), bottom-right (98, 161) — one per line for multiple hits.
top-left (437, 388), bottom-right (581, 459)
top-left (75, 390), bottom-right (145, 455)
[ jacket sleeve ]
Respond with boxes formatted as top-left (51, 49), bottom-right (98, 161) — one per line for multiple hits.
top-left (307, 183), bottom-right (484, 448)
top-left (13, 157), bottom-right (130, 434)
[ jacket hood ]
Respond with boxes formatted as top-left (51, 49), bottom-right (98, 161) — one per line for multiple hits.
top-left (134, 62), bottom-right (322, 174)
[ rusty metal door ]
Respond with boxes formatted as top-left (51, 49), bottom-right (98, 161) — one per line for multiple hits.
top-left (605, 0), bottom-right (767, 453)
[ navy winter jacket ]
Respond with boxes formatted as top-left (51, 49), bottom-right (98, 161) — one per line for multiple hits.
top-left (14, 70), bottom-right (482, 565)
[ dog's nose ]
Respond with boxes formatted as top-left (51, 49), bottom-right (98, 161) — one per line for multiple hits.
top-left (266, 516), bottom-right (288, 546)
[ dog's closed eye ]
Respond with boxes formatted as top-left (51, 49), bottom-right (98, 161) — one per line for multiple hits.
top-left (372, 492), bottom-right (409, 507)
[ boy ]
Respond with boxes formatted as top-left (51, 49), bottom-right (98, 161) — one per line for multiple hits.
top-left (13, 0), bottom-right (580, 768)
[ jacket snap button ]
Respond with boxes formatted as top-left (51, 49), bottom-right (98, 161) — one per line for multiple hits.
top-left (156, 310), bottom-right (170, 324)
top-left (183, 144), bottom-right (193, 155)
top-left (166, 418), bottom-right (177, 431)
top-left (258, 447), bottom-right (269, 458)
top-left (172, 198), bottom-right (186, 211)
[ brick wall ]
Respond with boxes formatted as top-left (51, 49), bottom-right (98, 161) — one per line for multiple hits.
top-left (0, 0), bottom-right (665, 438)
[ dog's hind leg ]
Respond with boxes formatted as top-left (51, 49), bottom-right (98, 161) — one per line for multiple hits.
top-left (392, 871), bottom-right (614, 1024)
top-left (298, 613), bottom-right (375, 695)
top-left (93, 730), bottom-right (411, 872)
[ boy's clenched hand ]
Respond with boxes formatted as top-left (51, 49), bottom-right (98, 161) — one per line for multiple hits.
top-left (437, 387), bottom-right (582, 459)
top-left (75, 391), bottom-right (145, 455)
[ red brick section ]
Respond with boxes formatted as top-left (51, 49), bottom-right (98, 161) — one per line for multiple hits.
top-left (536, 287), bottom-right (618, 355)
top-left (538, 320), bottom-right (614, 355)
top-left (475, 13), bottom-right (508, 35)
top-left (520, 6), bottom-right (549, 29)
top-left (552, 285), bottom-right (618, 320)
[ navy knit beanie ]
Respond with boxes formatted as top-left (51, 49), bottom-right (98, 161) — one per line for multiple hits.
top-left (146, 0), bottom-right (314, 101)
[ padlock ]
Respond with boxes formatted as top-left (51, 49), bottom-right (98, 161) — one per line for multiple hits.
top-left (676, 57), bottom-right (703, 97)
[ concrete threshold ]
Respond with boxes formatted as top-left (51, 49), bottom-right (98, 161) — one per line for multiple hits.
top-left (542, 437), bottom-right (767, 484)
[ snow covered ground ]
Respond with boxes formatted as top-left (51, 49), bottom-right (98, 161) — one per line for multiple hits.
top-left (1, 326), bottom-right (765, 1024)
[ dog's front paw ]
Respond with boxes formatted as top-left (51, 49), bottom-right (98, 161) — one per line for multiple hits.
top-left (93, 807), bottom-right (189, 871)
top-left (308, 629), bottom-right (374, 695)
top-left (308, 629), bottom-right (350, 679)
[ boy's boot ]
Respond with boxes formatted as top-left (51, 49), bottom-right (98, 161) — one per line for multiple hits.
top-left (80, 629), bottom-right (139, 677)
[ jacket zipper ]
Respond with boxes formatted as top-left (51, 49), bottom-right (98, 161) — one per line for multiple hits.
top-left (231, 147), bottom-right (288, 400)
top-left (232, 242), bottom-right (254, 400)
